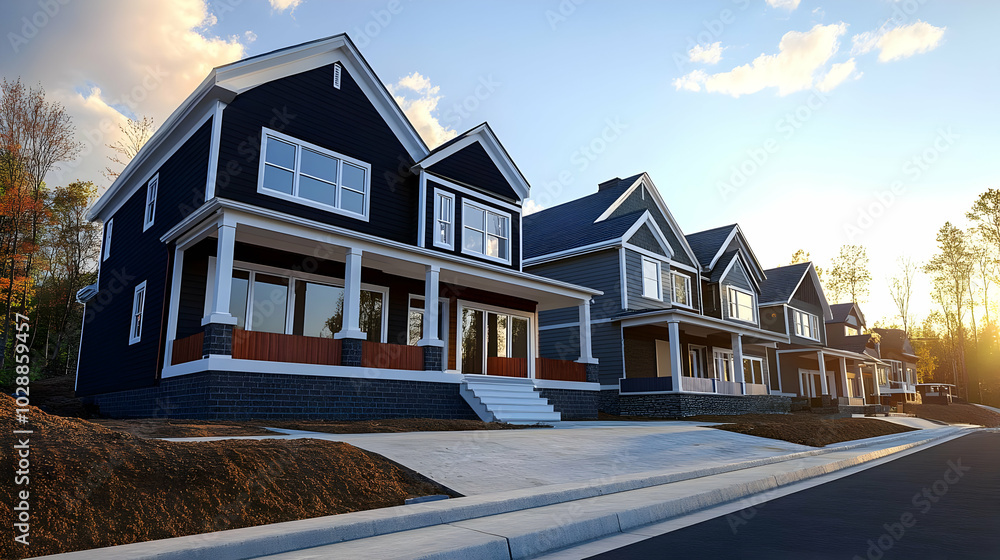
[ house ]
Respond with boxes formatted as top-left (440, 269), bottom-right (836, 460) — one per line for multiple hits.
top-left (916, 383), bottom-right (953, 404)
top-left (871, 328), bottom-right (922, 406)
top-left (74, 35), bottom-right (602, 422)
top-left (524, 175), bottom-right (791, 417)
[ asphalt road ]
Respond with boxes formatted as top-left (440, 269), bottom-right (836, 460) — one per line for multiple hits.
top-left (588, 431), bottom-right (1000, 560)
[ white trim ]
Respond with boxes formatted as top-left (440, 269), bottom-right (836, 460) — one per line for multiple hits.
top-left (618, 308), bottom-right (789, 344)
top-left (143, 173), bottom-right (158, 231)
top-left (102, 218), bottom-right (113, 261)
top-left (162, 355), bottom-right (466, 383)
top-left (670, 270), bottom-right (693, 309)
top-left (718, 251), bottom-right (761, 293)
top-left (461, 199), bottom-right (512, 265)
top-left (256, 127), bottom-right (372, 221)
top-left (619, 246), bottom-right (628, 310)
top-left (129, 280), bottom-right (147, 345)
top-left (706, 225), bottom-right (766, 283)
top-left (640, 256), bottom-right (662, 301)
top-left (424, 173), bottom-right (522, 213)
top-left (204, 100), bottom-right (226, 201)
top-left (539, 317), bottom-right (614, 331)
top-left (623, 243), bottom-right (669, 263)
top-left (413, 123), bottom-right (530, 201)
top-left (417, 170), bottom-right (427, 248)
top-left (456, 300), bottom-right (534, 377)
top-left (621, 211), bottom-right (673, 258)
top-left (531, 379), bottom-right (600, 391)
top-left (726, 285), bottom-right (757, 324)
top-left (432, 188), bottom-right (456, 250)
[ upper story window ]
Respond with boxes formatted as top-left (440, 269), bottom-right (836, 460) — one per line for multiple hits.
top-left (462, 200), bottom-right (510, 264)
top-left (641, 257), bottom-right (661, 300)
top-left (434, 190), bottom-right (455, 250)
top-left (103, 219), bottom-right (113, 261)
top-left (727, 287), bottom-right (755, 323)
top-left (143, 174), bottom-right (158, 231)
top-left (258, 128), bottom-right (371, 220)
top-left (844, 325), bottom-right (859, 336)
top-left (793, 309), bottom-right (820, 340)
top-left (671, 271), bottom-right (691, 307)
top-left (129, 280), bottom-right (147, 345)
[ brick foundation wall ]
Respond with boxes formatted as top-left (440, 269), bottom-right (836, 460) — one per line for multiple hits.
top-left (599, 389), bottom-right (621, 416)
top-left (88, 371), bottom-right (479, 420)
top-left (618, 393), bottom-right (791, 418)
top-left (538, 388), bottom-right (598, 420)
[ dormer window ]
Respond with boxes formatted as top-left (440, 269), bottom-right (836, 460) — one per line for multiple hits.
top-left (727, 287), bottom-right (755, 322)
top-left (793, 308), bottom-right (820, 340)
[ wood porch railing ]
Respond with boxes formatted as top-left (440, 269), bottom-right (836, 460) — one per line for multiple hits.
top-left (361, 341), bottom-right (423, 371)
top-left (744, 383), bottom-right (768, 395)
top-left (683, 376), bottom-right (715, 393)
top-left (171, 332), bottom-right (204, 365)
top-left (715, 380), bottom-right (743, 395)
top-left (486, 356), bottom-right (528, 378)
top-left (535, 357), bottom-right (587, 382)
top-left (232, 329), bottom-right (341, 365)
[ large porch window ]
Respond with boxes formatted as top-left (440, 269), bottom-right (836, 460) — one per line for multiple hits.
top-left (742, 356), bottom-right (765, 385)
top-left (407, 295), bottom-right (448, 348)
top-left (714, 349), bottom-right (735, 382)
top-left (460, 304), bottom-right (529, 374)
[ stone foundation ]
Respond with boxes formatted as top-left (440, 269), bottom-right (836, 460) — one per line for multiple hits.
top-left (538, 388), bottom-right (598, 420)
top-left (618, 393), bottom-right (791, 418)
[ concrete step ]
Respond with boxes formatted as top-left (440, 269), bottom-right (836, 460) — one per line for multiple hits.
top-left (468, 388), bottom-right (543, 399)
top-left (470, 396), bottom-right (552, 406)
top-left (493, 411), bottom-right (562, 423)
top-left (465, 383), bottom-right (537, 394)
top-left (489, 404), bottom-right (557, 414)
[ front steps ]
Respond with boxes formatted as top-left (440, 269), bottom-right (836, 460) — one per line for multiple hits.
top-left (460, 376), bottom-right (561, 424)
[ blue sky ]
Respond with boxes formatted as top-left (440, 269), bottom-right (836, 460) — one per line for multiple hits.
top-left (2, 0), bottom-right (997, 324)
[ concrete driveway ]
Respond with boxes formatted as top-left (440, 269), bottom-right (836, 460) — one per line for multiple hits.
top-left (168, 421), bottom-right (813, 496)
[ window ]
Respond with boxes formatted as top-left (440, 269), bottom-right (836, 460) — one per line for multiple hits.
top-left (688, 345), bottom-right (706, 378)
top-left (641, 257), bottom-right (661, 300)
top-left (793, 309), bottom-right (820, 340)
top-left (143, 174), bottom-right (158, 231)
top-left (887, 360), bottom-right (903, 383)
top-left (844, 325), bottom-right (859, 336)
top-left (407, 295), bottom-right (448, 349)
top-left (462, 201), bottom-right (510, 263)
top-left (434, 190), bottom-right (455, 249)
top-left (129, 281), bottom-right (147, 345)
top-left (878, 366), bottom-right (889, 385)
top-left (743, 357), bottom-right (766, 385)
top-left (671, 272), bottom-right (691, 307)
top-left (103, 219), bottom-right (113, 261)
top-left (258, 128), bottom-right (371, 219)
top-left (713, 350), bottom-right (734, 381)
top-left (906, 367), bottom-right (916, 385)
top-left (460, 305), bottom-right (529, 374)
top-left (727, 287), bottom-right (755, 322)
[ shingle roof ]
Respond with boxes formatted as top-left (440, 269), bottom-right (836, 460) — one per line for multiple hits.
top-left (709, 250), bottom-right (739, 283)
top-left (873, 328), bottom-right (917, 357)
top-left (685, 224), bottom-right (737, 269)
top-left (829, 303), bottom-right (855, 323)
top-left (522, 174), bottom-right (643, 258)
top-left (832, 334), bottom-right (872, 354)
top-left (759, 262), bottom-right (811, 304)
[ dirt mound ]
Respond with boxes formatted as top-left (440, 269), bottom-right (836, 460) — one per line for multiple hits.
top-left (904, 403), bottom-right (1000, 427)
top-left (1, 395), bottom-right (454, 559)
top-left (686, 413), bottom-right (918, 447)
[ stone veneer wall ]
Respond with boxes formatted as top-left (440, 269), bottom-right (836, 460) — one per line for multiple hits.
top-left (88, 371), bottom-right (479, 420)
top-left (618, 393), bottom-right (791, 418)
top-left (538, 388), bottom-right (598, 420)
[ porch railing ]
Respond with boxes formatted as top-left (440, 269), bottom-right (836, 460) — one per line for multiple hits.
top-left (744, 383), bottom-right (768, 395)
top-left (171, 332), bottom-right (204, 365)
top-left (837, 396), bottom-right (865, 406)
top-left (232, 329), bottom-right (341, 366)
top-left (535, 357), bottom-right (587, 382)
top-left (361, 341), bottom-right (423, 371)
top-left (683, 376), bottom-right (715, 393)
top-left (486, 356), bottom-right (528, 378)
top-left (714, 380), bottom-right (743, 395)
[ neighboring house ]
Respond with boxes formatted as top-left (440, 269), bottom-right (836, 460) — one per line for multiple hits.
top-left (871, 328), bottom-right (922, 406)
top-left (74, 35), bottom-right (601, 422)
top-left (524, 175), bottom-right (791, 417)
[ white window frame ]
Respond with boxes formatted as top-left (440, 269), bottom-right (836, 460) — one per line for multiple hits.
top-left (103, 218), bottom-right (113, 261)
top-left (407, 294), bottom-right (450, 358)
top-left (641, 257), bottom-right (661, 300)
top-left (714, 349), bottom-right (735, 381)
top-left (743, 356), bottom-right (766, 385)
top-left (257, 127), bottom-right (372, 221)
top-left (455, 300), bottom-right (533, 375)
top-left (433, 189), bottom-right (455, 250)
top-left (129, 280), bottom-right (147, 345)
top-left (461, 199), bottom-right (511, 265)
top-left (670, 271), bottom-right (692, 308)
top-left (792, 308), bottom-right (820, 341)
top-left (727, 286), bottom-right (756, 323)
top-left (688, 344), bottom-right (707, 378)
top-left (143, 173), bottom-right (158, 231)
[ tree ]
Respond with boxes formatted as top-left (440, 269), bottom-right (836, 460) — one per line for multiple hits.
top-left (887, 256), bottom-right (919, 336)
top-left (102, 116), bottom-right (155, 181)
top-left (827, 244), bottom-right (871, 304)
top-left (789, 249), bottom-right (823, 281)
top-left (967, 188), bottom-right (1000, 255)
top-left (924, 222), bottom-right (975, 399)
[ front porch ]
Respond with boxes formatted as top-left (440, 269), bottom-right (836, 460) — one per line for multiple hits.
top-left (776, 347), bottom-right (886, 412)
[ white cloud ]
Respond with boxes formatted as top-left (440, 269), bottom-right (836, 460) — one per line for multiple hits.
top-left (853, 21), bottom-right (945, 62)
top-left (269, 0), bottom-right (302, 12)
top-left (688, 42), bottom-right (723, 64)
top-left (244, 31), bottom-right (258, 43)
top-left (522, 199), bottom-right (545, 215)
top-left (674, 23), bottom-right (848, 97)
top-left (817, 58), bottom-right (857, 92)
top-left (388, 72), bottom-right (457, 149)
top-left (767, 0), bottom-right (801, 11)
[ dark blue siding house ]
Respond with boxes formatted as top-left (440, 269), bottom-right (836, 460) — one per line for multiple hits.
top-left (75, 35), bottom-right (600, 422)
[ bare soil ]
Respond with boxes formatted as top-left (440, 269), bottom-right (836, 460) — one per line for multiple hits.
top-left (904, 403), bottom-right (1000, 427)
top-left (0, 395), bottom-right (457, 559)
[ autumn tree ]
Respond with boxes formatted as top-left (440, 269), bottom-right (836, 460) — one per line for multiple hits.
top-left (102, 115), bottom-right (155, 181)
top-left (887, 256), bottom-right (919, 336)
top-left (967, 189), bottom-right (1000, 326)
top-left (789, 249), bottom-right (823, 281)
top-left (827, 244), bottom-right (871, 304)
top-left (925, 222), bottom-right (975, 399)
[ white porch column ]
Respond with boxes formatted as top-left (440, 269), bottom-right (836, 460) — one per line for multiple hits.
top-left (334, 247), bottom-right (366, 340)
top-left (873, 366), bottom-right (882, 397)
top-left (817, 351), bottom-right (829, 395)
top-left (839, 357), bottom-right (849, 399)
top-left (856, 365), bottom-right (866, 401)
top-left (731, 333), bottom-right (745, 384)
top-left (164, 246), bottom-right (185, 365)
top-left (668, 320), bottom-right (683, 392)
top-left (576, 299), bottom-right (597, 364)
top-left (202, 222), bottom-right (237, 326)
top-left (417, 265), bottom-right (443, 347)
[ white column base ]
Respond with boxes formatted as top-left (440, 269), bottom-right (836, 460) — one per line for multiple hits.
top-left (201, 313), bottom-right (238, 326)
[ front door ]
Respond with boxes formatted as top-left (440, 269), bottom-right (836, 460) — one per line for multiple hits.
top-left (655, 340), bottom-right (672, 377)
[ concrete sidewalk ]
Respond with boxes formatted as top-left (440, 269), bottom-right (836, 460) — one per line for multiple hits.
top-left (39, 425), bottom-right (973, 560)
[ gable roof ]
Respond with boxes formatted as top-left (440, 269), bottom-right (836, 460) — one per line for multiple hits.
top-left (759, 262), bottom-right (833, 320)
top-left (829, 302), bottom-right (866, 326)
top-left (89, 33), bottom-right (430, 222)
top-left (873, 328), bottom-right (918, 358)
top-left (831, 333), bottom-right (873, 354)
top-left (413, 122), bottom-right (530, 202)
top-left (685, 223), bottom-right (766, 284)
top-left (686, 225), bottom-right (737, 270)
top-left (709, 249), bottom-right (739, 283)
